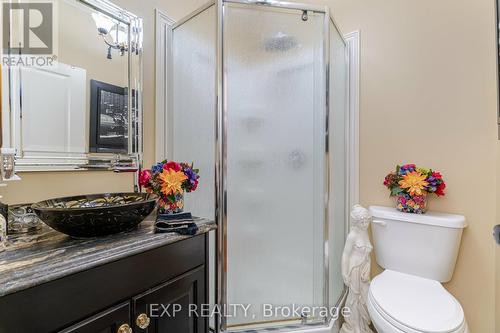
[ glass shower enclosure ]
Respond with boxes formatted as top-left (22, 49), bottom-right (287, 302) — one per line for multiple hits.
top-left (168, 0), bottom-right (349, 332)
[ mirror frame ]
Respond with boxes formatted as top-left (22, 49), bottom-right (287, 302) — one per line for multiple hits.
top-left (0, 0), bottom-right (143, 172)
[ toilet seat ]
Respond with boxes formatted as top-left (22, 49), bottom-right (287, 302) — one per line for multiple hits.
top-left (368, 270), bottom-right (466, 333)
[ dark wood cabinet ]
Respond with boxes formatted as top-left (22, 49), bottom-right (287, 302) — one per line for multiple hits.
top-left (0, 234), bottom-right (209, 333)
top-left (133, 267), bottom-right (206, 333)
top-left (60, 302), bottom-right (131, 333)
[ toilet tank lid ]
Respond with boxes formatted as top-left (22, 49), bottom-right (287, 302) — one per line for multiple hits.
top-left (369, 206), bottom-right (467, 229)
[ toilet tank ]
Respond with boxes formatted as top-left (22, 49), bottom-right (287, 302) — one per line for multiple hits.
top-left (369, 206), bottom-right (467, 282)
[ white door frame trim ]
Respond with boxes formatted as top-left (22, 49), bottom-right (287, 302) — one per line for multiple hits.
top-left (155, 9), bottom-right (175, 162)
top-left (345, 30), bottom-right (360, 211)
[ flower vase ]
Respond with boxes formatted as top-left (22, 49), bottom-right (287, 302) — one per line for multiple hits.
top-left (396, 193), bottom-right (427, 214)
top-left (158, 193), bottom-right (184, 215)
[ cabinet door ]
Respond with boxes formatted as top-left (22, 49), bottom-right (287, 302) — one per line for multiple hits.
top-left (60, 302), bottom-right (131, 333)
top-left (133, 266), bottom-right (206, 333)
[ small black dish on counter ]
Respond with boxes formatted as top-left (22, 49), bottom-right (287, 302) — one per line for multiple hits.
top-left (32, 193), bottom-right (157, 238)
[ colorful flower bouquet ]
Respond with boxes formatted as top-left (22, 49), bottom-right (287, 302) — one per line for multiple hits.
top-left (383, 164), bottom-right (445, 214)
top-left (139, 160), bottom-right (200, 215)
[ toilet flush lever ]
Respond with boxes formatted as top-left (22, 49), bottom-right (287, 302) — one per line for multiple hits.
top-left (494, 225), bottom-right (500, 245)
top-left (372, 219), bottom-right (387, 227)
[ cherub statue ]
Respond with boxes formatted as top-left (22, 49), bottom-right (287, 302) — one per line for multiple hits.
top-left (340, 204), bottom-right (374, 333)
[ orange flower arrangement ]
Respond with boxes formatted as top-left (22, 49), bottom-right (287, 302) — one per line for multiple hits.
top-left (384, 164), bottom-right (445, 214)
top-left (139, 160), bottom-right (199, 214)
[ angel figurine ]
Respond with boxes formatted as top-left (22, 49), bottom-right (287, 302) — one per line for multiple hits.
top-left (340, 204), bottom-right (374, 333)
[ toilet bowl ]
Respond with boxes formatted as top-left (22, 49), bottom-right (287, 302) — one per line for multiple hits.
top-left (367, 270), bottom-right (468, 333)
top-left (368, 206), bottom-right (469, 333)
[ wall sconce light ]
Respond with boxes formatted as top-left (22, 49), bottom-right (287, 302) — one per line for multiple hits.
top-left (92, 12), bottom-right (134, 59)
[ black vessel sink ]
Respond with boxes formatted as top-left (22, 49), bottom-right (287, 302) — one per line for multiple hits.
top-left (32, 193), bottom-right (157, 238)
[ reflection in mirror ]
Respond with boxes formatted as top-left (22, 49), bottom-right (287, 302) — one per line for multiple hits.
top-left (89, 79), bottom-right (129, 153)
top-left (1, 0), bottom-right (143, 173)
top-left (92, 12), bottom-right (139, 59)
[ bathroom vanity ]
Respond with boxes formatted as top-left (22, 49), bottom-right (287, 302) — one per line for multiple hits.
top-left (0, 217), bottom-right (215, 333)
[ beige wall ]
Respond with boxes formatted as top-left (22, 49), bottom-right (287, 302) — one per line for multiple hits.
top-left (497, 143), bottom-right (500, 332)
top-left (496, 205), bottom-right (500, 332)
top-left (321, 0), bottom-right (497, 331)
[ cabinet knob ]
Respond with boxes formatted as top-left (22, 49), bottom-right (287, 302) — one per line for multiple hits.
top-left (136, 313), bottom-right (151, 329)
top-left (117, 323), bottom-right (133, 333)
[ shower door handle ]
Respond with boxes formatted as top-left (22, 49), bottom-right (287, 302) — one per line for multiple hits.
top-left (494, 225), bottom-right (500, 245)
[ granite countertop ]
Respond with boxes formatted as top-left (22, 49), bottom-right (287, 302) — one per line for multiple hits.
top-left (0, 216), bottom-right (216, 297)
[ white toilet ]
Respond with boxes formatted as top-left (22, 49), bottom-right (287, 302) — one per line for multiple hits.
top-left (367, 206), bottom-right (469, 333)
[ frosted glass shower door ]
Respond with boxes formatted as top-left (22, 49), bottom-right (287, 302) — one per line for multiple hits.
top-left (171, 5), bottom-right (216, 220)
top-left (170, 9), bottom-right (217, 330)
top-left (225, 3), bottom-right (326, 328)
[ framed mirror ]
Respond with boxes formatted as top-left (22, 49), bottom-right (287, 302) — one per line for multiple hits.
top-left (1, 0), bottom-right (143, 172)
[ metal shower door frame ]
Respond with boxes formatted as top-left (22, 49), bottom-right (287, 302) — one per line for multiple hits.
top-left (169, 1), bottom-right (348, 331)
top-left (213, 0), bottom-right (348, 332)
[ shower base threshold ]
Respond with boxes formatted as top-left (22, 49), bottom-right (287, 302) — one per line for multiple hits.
top-left (222, 317), bottom-right (338, 333)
